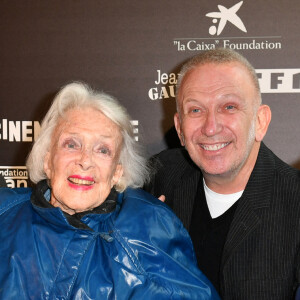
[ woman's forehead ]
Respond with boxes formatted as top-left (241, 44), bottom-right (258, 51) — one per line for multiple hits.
top-left (54, 108), bottom-right (122, 141)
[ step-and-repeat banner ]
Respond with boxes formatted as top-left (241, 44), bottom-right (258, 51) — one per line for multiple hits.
top-left (1, 0), bottom-right (300, 188)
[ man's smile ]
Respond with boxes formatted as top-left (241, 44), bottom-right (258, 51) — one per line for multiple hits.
top-left (200, 142), bottom-right (230, 151)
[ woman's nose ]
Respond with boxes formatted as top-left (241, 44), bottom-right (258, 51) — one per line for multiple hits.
top-left (76, 149), bottom-right (94, 170)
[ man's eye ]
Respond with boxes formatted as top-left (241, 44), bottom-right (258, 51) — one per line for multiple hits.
top-left (188, 108), bottom-right (201, 114)
top-left (186, 107), bottom-right (203, 118)
top-left (225, 105), bottom-right (235, 110)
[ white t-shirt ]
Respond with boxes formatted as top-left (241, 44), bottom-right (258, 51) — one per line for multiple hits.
top-left (203, 179), bottom-right (243, 219)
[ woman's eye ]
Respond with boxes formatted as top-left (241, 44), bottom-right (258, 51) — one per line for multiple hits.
top-left (67, 143), bottom-right (76, 149)
top-left (98, 147), bottom-right (110, 155)
top-left (100, 148), bottom-right (108, 154)
top-left (63, 139), bottom-right (79, 150)
top-left (192, 108), bottom-right (200, 113)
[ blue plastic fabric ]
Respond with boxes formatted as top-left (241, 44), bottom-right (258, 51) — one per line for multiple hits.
top-left (0, 187), bottom-right (220, 299)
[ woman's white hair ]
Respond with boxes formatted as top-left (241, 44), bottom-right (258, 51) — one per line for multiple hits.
top-left (26, 82), bottom-right (150, 192)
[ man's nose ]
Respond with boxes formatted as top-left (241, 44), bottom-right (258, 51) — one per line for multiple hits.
top-left (201, 111), bottom-right (223, 136)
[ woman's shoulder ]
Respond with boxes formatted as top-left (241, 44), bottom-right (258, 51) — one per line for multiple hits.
top-left (116, 188), bottom-right (193, 249)
top-left (119, 188), bottom-right (174, 215)
top-left (113, 188), bottom-right (218, 298)
top-left (0, 187), bottom-right (32, 215)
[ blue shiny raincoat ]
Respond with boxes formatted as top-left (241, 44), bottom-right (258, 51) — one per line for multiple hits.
top-left (0, 185), bottom-right (219, 299)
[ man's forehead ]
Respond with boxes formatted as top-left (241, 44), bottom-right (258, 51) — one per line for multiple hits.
top-left (179, 62), bottom-right (254, 94)
top-left (184, 61), bottom-right (249, 79)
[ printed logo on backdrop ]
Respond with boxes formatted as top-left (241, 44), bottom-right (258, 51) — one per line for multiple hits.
top-left (148, 69), bottom-right (300, 100)
top-left (130, 120), bottom-right (139, 141)
top-left (206, 1), bottom-right (246, 36)
top-left (0, 119), bottom-right (139, 142)
top-left (173, 1), bottom-right (282, 52)
top-left (148, 70), bottom-right (178, 101)
top-left (0, 166), bottom-right (28, 188)
top-left (0, 119), bottom-right (40, 142)
top-left (148, 1), bottom-right (300, 101)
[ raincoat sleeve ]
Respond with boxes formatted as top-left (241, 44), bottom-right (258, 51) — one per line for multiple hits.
top-left (116, 188), bottom-right (220, 299)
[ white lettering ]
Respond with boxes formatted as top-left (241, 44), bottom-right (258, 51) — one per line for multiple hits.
top-left (34, 121), bottom-right (41, 141)
top-left (5, 179), bottom-right (28, 188)
top-left (154, 70), bottom-right (178, 85)
top-left (9, 121), bottom-right (21, 142)
top-left (22, 121), bottom-right (33, 142)
top-left (149, 68), bottom-right (300, 101)
top-left (0, 120), bottom-right (42, 142)
top-left (187, 40), bottom-right (215, 51)
top-left (3, 119), bottom-right (7, 140)
top-left (154, 70), bottom-right (161, 85)
top-left (256, 69), bottom-right (300, 93)
top-left (169, 73), bottom-right (177, 85)
top-left (148, 87), bottom-right (159, 100)
top-left (160, 73), bottom-right (169, 85)
top-left (223, 39), bottom-right (281, 50)
top-left (148, 85), bottom-right (176, 100)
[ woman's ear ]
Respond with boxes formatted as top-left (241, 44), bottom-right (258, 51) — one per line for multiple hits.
top-left (112, 164), bottom-right (123, 187)
top-left (255, 104), bottom-right (272, 142)
top-left (43, 152), bottom-right (52, 179)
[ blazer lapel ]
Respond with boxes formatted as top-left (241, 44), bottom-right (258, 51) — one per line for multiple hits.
top-left (221, 193), bottom-right (261, 268)
top-left (221, 143), bottom-right (274, 269)
top-left (173, 165), bottom-right (201, 230)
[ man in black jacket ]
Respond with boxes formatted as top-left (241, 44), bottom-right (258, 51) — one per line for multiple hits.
top-left (146, 48), bottom-right (300, 299)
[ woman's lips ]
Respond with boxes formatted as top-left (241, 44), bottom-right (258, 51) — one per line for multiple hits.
top-left (67, 176), bottom-right (95, 191)
top-left (68, 177), bottom-right (95, 186)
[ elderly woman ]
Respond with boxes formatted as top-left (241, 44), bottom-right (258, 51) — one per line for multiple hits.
top-left (0, 82), bottom-right (219, 299)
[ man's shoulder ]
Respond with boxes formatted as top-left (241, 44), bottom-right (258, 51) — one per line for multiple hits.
top-left (262, 144), bottom-right (300, 183)
top-left (152, 147), bottom-right (198, 172)
top-left (154, 147), bottom-right (188, 164)
top-left (258, 144), bottom-right (300, 201)
top-left (146, 148), bottom-right (201, 198)
top-left (274, 157), bottom-right (300, 194)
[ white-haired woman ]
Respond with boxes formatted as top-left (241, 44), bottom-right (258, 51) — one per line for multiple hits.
top-left (0, 82), bottom-right (219, 299)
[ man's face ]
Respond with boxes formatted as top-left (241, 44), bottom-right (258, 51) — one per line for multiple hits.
top-left (175, 62), bottom-right (260, 181)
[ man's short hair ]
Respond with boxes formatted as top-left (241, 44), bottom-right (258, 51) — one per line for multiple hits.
top-left (176, 48), bottom-right (261, 106)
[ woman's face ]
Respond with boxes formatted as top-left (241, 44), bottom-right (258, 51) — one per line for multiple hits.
top-left (44, 107), bottom-right (123, 215)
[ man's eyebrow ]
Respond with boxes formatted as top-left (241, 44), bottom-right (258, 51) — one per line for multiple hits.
top-left (183, 98), bottom-right (201, 103)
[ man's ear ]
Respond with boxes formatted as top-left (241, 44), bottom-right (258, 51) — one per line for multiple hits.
top-left (174, 113), bottom-right (185, 146)
top-left (255, 104), bottom-right (272, 142)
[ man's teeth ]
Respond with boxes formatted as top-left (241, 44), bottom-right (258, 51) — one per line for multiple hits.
top-left (68, 177), bottom-right (94, 185)
top-left (201, 142), bottom-right (229, 151)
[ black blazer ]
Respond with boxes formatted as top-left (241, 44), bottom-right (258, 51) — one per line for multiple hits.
top-left (146, 143), bottom-right (300, 299)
